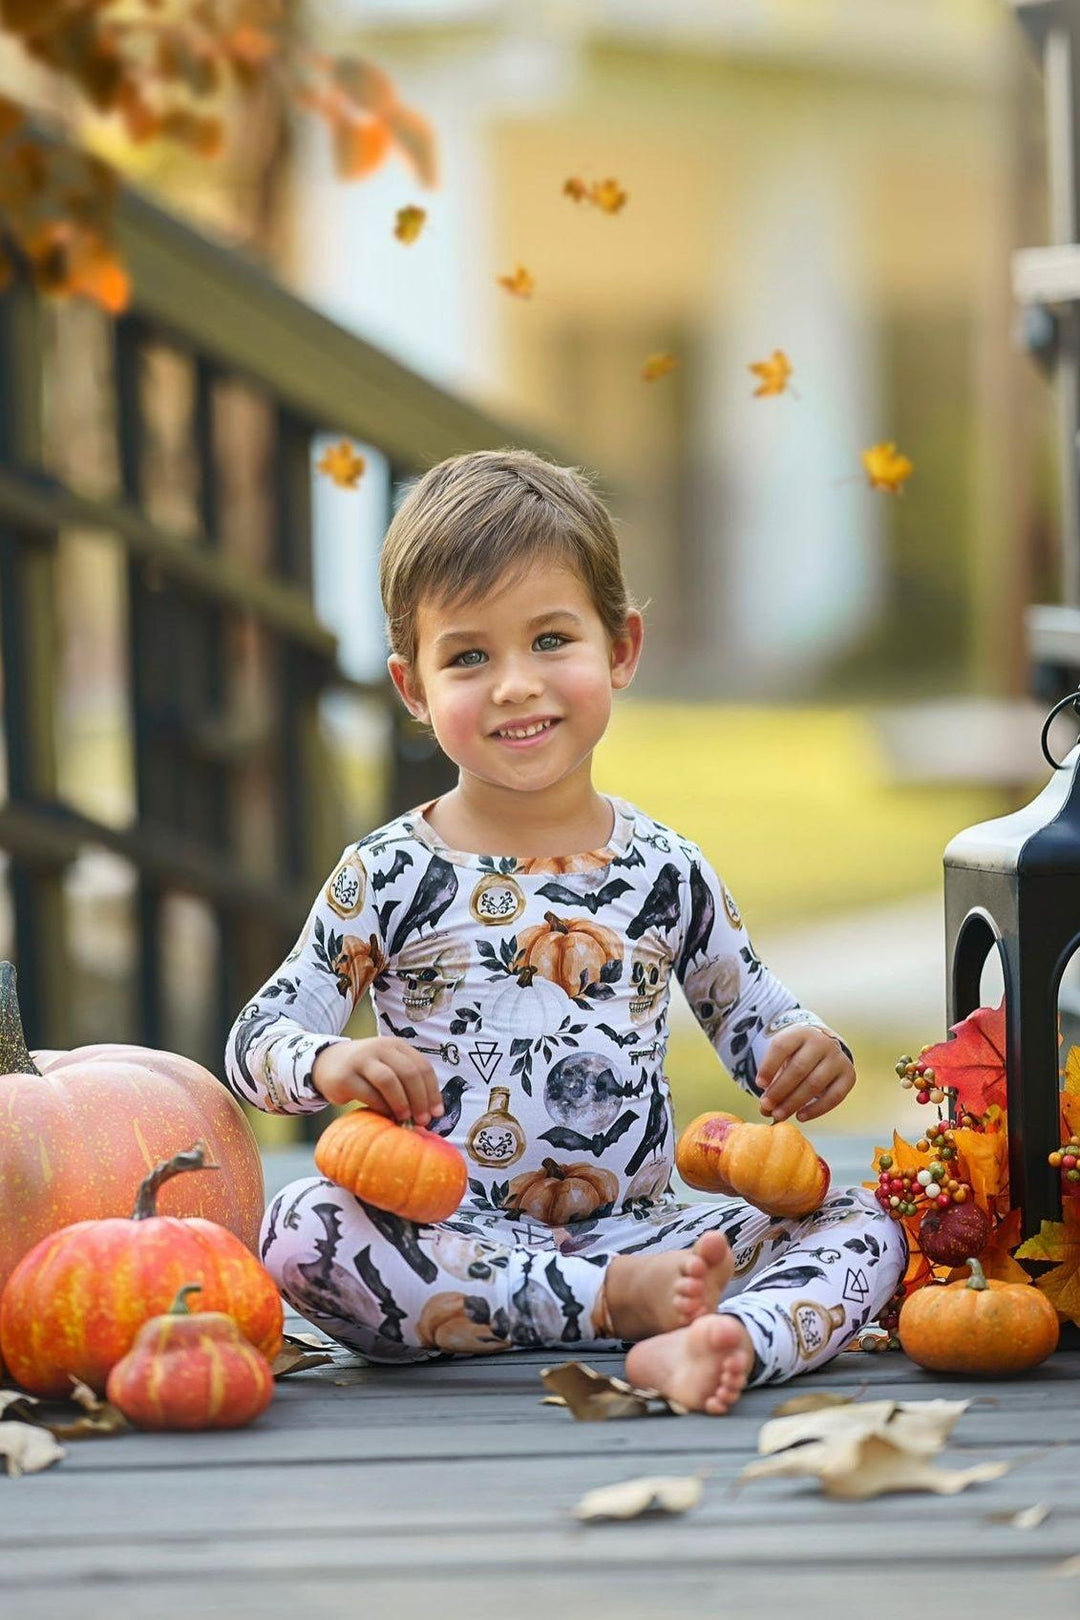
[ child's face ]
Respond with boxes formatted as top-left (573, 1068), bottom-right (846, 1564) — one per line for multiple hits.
top-left (387, 560), bottom-right (642, 793)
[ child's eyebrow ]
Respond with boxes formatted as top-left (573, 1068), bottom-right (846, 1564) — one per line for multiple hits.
top-left (434, 609), bottom-right (583, 652)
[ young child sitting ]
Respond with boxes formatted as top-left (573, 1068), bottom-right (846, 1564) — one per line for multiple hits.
top-left (225, 448), bottom-right (906, 1414)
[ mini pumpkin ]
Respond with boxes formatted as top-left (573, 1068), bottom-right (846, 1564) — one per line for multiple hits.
top-left (0, 1145), bottom-right (283, 1397)
top-left (416, 1291), bottom-right (511, 1354)
top-left (505, 1158), bottom-right (618, 1224)
top-left (918, 1200), bottom-right (992, 1267)
top-left (512, 912), bottom-right (623, 997)
top-left (106, 1284), bottom-right (275, 1430)
top-left (314, 1109), bottom-right (467, 1223)
top-left (675, 1112), bottom-right (830, 1218)
top-left (899, 1256), bottom-right (1059, 1375)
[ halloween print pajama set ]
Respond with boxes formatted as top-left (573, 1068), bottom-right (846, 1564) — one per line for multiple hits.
top-left (224, 795), bottom-right (906, 1385)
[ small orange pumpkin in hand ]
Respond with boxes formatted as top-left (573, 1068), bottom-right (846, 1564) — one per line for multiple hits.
top-left (675, 1112), bottom-right (831, 1218)
top-left (314, 1109), bottom-right (467, 1223)
top-left (899, 1257), bottom-right (1059, 1376)
top-left (107, 1284), bottom-right (275, 1430)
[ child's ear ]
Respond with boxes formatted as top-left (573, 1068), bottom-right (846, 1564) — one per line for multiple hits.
top-left (610, 609), bottom-right (644, 691)
top-left (387, 653), bottom-right (431, 724)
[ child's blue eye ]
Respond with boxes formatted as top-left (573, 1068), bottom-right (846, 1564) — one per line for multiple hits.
top-left (449, 633), bottom-right (568, 667)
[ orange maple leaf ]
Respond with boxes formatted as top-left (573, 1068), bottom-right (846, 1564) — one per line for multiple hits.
top-left (748, 349), bottom-right (793, 397)
top-left (317, 440), bottom-right (366, 489)
top-left (563, 176), bottom-right (589, 202)
top-left (642, 352), bottom-right (678, 383)
top-left (394, 204), bottom-right (426, 244)
top-left (952, 1125), bottom-right (1010, 1217)
top-left (1016, 1206), bottom-right (1080, 1327)
top-left (496, 265), bottom-right (535, 298)
top-left (589, 177), bottom-right (628, 214)
top-left (917, 1001), bottom-right (1006, 1118)
top-left (862, 441), bottom-right (914, 494)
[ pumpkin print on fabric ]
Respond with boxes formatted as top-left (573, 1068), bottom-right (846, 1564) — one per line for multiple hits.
top-left (331, 934), bottom-right (388, 1003)
top-left (505, 1159), bottom-right (618, 1224)
top-left (513, 911), bottom-right (622, 997)
top-left (417, 1291), bottom-right (511, 1354)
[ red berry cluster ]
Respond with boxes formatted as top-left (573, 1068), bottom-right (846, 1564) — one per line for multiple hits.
top-left (895, 1049), bottom-right (947, 1107)
top-left (1049, 1131), bottom-right (1080, 1190)
top-left (873, 1135), bottom-right (973, 1222)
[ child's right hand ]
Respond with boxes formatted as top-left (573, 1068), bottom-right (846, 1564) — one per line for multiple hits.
top-left (311, 1037), bottom-right (445, 1128)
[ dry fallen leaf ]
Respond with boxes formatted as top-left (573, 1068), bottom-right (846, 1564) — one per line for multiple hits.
top-left (986, 1503), bottom-right (1051, 1531)
top-left (282, 1332), bottom-right (335, 1350)
top-left (0, 1421), bottom-right (65, 1477)
top-left (574, 1472), bottom-right (705, 1522)
top-left (758, 1398), bottom-right (971, 1459)
top-left (748, 349), bottom-right (793, 397)
top-left (770, 1391), bottom-right (855, 1419)
top-left (642, 352), bottom-right (678, 383)
top-left (394, 204), bottom-right (427, 244)
top-left (271, 1347), bottom-right (336, 1379)
top-left (496, 265), bottom-right (535, 299)
top-left (317, 440), bottom-right (366, 489)
top-left (540, 1360), bottom-right (686, 1420)
top-left (743, 1435), bottom-right (1008, 1501)
top-left (1056, 1554), bottom-right (1080, 1577)
top-left (1, 1382), bottom-right (126, 1439)
top-left (861, 441), bottom-right (914, 494)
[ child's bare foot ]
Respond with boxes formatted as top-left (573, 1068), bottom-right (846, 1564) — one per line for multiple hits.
top-left (625, 1314), bottom-right (754, 1414)
top-left (601, 1231), bottom-right (734, 1340)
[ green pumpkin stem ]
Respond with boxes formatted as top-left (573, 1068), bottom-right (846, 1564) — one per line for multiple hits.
top-left (964, 1256), bottom-right (989, 1291)
top-left (132, 1142), bottom-right (219, 1220)
top-left (0, 962), bottom-right (40, 1075)
top-left (169, 1283), bottom-right (203, 1315)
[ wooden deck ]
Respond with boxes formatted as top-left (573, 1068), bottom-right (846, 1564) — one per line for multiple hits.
top-left (4, 1149), bottom-right (1079, 1619)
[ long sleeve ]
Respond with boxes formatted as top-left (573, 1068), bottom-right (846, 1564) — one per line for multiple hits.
top-left (674, 844), bottom-right (846, 1097)
top-left (224, 845), bottom-right (387, 1114)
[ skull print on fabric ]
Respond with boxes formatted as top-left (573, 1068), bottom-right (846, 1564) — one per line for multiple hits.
top-left (224, 793), bottom-right (847, 1215)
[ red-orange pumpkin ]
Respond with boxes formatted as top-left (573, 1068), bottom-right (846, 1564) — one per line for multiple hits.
top-left (106, 1283), bottom-right (275, 1430)
top-left (0, 962), bottom-right (264, 1294)
top-left (0, 1144), bottom-right (283, 1396)
top-left (314, 1109), bottom-right (468, 1223)
top-left (676, 1112), bottom-right (831, 1218)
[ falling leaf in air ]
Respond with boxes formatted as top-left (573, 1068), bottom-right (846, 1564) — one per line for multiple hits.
top-left (0, 1421), bottom-right (65, 1477)
top-left (317, 440), bottom-right (367, 489)
top-left (917, 1001), bottom-right (1006, 1119)
top-left (1016, 1204), bottom-right (1080, 1328)
top-left (563, 176), bottom-right (589, 202)
top-left (574, 1472), bottom-right (706, 1522)
top-left (540, 1360), bottom-right (686, 1420)
top-left (861, 441), bottom-right (914, 494)
top-left (748, 349), bottom-right (794, 397)
top-left (589, 177), bottom-right (628, 214)
top-left (642, 352), bottom-right (679, 383)
top-left (496, 265), bottom-right (535, 299)
top-left (394, 204), bottom-right (427, 244)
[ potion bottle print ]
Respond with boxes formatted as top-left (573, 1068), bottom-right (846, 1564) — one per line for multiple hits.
top-left (467, 1086), bottom-right (527, 1168)
top-left (791, 1300), bottom-right (847, 1359)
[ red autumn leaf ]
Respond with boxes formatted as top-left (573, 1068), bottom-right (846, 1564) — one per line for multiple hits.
top-left (918, 1000), bottom-right (1006, 1118)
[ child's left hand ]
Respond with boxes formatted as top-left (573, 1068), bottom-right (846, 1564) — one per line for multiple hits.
top-left (756, 1026), bottom-right (855, 1124)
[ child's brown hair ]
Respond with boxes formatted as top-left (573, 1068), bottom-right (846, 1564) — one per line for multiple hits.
top-left (379, 448), bottom-right (643, 667)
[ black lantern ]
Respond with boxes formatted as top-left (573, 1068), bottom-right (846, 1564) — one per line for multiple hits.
top-left (943, 701), bottom-right (1080, 1238)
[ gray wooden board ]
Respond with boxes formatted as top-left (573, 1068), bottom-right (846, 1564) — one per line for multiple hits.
top-left (3, 1338), bottom-right (1078, 1620)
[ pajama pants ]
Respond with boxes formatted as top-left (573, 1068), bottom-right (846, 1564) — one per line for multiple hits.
top-left (261, 1176), bottom-right (907, 1387)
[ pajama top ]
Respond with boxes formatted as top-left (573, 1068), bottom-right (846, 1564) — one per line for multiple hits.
top-left (224, 793), bottom-right (843, 1217)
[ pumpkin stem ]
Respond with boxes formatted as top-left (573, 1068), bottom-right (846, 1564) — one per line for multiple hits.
top-left (515, 964), bottom-right (538, 987)
top-left (964, 1256), bottom-right (989, 1291)
top-left (540, 1157), bottom-right (565, 1180)
top-left (0, 962), bottom-right (40, 1075)
top-left (132, 1142), bottom-right (219, 1220)
top-left (542, 911), bottom-right (568, 933)
top-left (169, 1283), bottom-right (203, 1315)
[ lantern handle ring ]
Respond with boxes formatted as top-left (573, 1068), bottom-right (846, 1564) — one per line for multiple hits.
top-left (1040, 690), bottom-right (1080, 770)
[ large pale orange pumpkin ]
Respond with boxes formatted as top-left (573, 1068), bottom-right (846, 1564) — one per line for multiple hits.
top-left (0, 1145), bottom-right (283, 1396)
top-left (315, 1109), bottom-right (468, 1223)
top-left (676, 1111), bottom-right (831, 1218)
top-left (512, 912), bottom-right (623, 997)
top-left (0, 962), bottom-right (264, 1294)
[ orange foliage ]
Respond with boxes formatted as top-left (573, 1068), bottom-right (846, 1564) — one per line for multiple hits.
top-left (317, 440), bottom-right (366, 490)
top-left (496, 265), bottom-right (535, 299)
top-left (748, 349), bottom-right (793, 397)
top-left (394, 204), bottom-right (427, 245)
top-left (861, 441), bottom-right (914, 494)
top-left (562, 175), bottom-right (628, 213)
top-left (917, 1001), bottom-right (1006, 1117)
top-left (1016, 1205), bottom-right (1080, 1329)
top-left (641, 352), bottom-right (678, 383)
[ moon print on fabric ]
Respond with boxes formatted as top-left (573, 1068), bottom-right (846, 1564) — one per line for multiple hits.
top-left (682, 955), bottom-right (741, 1042)
top-left (470, 873), bottom-right (526, 927)
top-left (628, 935), bottom-right (672, 1024)
top-left (543, 1051), bottom-right (625, 1132)
top-left (325, 850), bottom-right (367, 919)
top-left (393, 934), bottom-right (469, 1020)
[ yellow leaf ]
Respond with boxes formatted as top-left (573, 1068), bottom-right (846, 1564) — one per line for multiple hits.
top-left (862, 441), bottom-right (914, 494)
top-left (589, 177), bottom-right (628, 214)
top-left (496, 265), bottom-right (535, 299)
top-left (394, 204), bottom-right (426, 244)
top-left (642, 352), bottom-right (678, 383)
top-left (317, 440), bottom-right (366, 489)
top-left (1015, 1220), bottom-right (1066, 1264)
top-left (748, 349), bottom-right (793, 397)
top-left (952, 1128), bottom-right (1009, 1216)
top-left (1062, 1045), bottom-right (1080, 1138)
